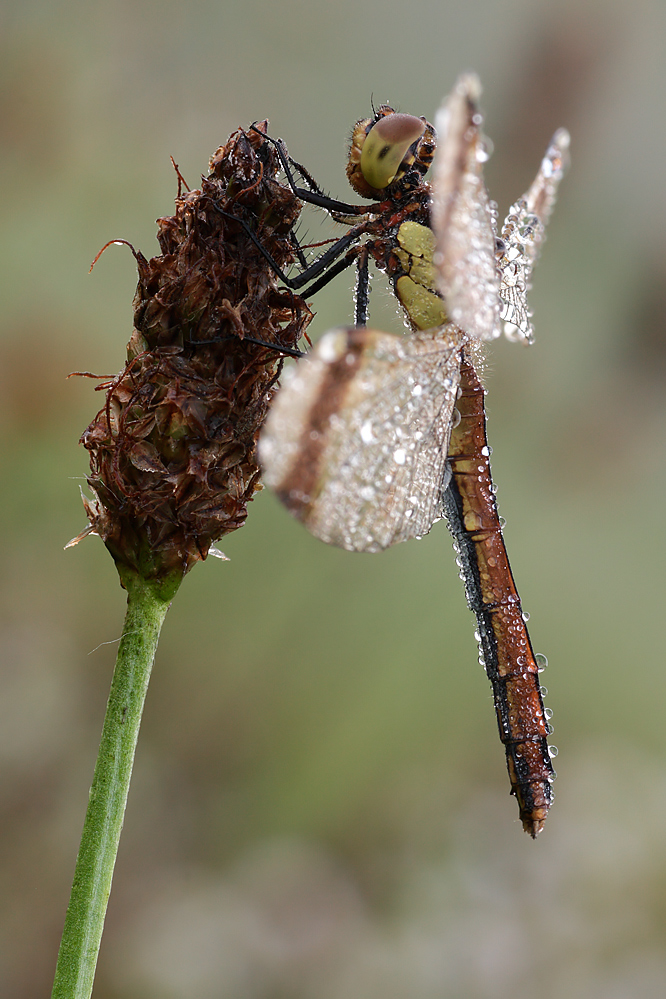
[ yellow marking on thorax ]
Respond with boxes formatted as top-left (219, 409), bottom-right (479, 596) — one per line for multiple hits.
top-left (394, 220), bottom-right (447, 330)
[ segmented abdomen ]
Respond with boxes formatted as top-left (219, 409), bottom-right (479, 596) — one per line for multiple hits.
top-left (442, 357), bottom-right (555, 836)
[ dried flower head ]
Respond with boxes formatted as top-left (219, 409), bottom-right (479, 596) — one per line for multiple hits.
top-left (74, 123), bottom-right (312, 583)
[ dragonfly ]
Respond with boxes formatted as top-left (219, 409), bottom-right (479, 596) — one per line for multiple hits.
top-left (259, 75), bottom-right (569, 836)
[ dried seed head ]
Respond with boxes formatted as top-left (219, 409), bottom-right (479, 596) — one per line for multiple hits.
top-left (77, 123), bottom-right (312, 583)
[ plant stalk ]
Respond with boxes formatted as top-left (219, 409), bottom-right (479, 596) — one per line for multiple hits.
top-left (51, 567), bottom-right (180, 999)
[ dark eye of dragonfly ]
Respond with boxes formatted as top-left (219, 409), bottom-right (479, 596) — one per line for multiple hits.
top-left (346, 106), bottom-right (436, 199)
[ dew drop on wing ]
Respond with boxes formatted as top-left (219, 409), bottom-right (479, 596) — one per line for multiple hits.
top-left (535, 653), bottom-right (548, 670)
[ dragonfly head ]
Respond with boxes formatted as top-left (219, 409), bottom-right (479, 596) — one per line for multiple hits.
top-left (347, 107), bottom-right (436, 199)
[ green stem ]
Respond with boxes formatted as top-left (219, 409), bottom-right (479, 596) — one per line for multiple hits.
top-left (51, 567), bottom-right (181, 999)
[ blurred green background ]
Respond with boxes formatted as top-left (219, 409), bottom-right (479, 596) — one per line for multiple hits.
top-left (2, 0), bottom-right (666, 996)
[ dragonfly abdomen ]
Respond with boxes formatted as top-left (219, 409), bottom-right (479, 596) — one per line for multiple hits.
top-left (443, 358), bottom-right (555, 836)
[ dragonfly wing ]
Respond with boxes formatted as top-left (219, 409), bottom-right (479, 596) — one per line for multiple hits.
top-left (432, 73), bottom-right (500, 341)
top-left (498, 128), bottom-right (571, 343)
top-left (260, 325), bottom-right (463, 552)
top-left (524, 128), bottom-right (571, 237)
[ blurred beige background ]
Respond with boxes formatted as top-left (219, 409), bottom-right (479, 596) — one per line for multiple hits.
top-left (2, 0), bottom-right (666, 996)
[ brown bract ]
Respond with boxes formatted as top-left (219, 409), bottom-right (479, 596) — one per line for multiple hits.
top-left (78, 123), bottom-right (312, 583)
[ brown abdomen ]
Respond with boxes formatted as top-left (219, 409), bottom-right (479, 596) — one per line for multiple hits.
top-left (442, 356), bottom-right (555, 836)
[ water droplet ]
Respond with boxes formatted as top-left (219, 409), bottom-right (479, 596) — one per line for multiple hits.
top-left (548, 745), bottom-right (559, 758)
top-left (544, 707), bottom-right (553, 720)
top-left (359, 420), bottom-right (373, 443)
top-left (535, 653), bottom-right (548, 670)
top-left (522, 610), bottom-right (530, 622)
top-left (412, 384), bottom-right (423, 396)
top-left (208, 547), bottom-right (229, 560)
top-left (393, 448), bottom-right (406, 465)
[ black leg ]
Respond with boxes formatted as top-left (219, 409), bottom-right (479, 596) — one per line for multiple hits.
top-left (298, 248), bottom-right (360, 300)
top-left (249, 124), bottom-right (382, 217)
top-left (288, 229), bottom-right (309, 270)
top-left (189, 332), bottom-right (305, 358)
top-left (211, 202), bottom-right (369, 291)
top-left (288, 157), bottom-right (329, 200)
top-left (354, 245), bottom-right (370, 327)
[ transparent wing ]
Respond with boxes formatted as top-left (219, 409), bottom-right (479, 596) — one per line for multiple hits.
top-left (498, 128), bottom-right (571, 343)
top-left (260, 325), bottom-right (463, 552)
top-left (432, 73), bottom-right (501, 341)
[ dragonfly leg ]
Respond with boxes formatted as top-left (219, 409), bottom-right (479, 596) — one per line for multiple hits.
top-left (248, 123), bottom-right (380, 217)
top-left (354, 244), bottom-right (370, 327)
top-left (288, 228), bottom-right (309, 269)
top-left (188, 333), bottom-right (305, 358)
top-left (298, 248), bottom-right (361, 300)
top-left (210, 203), bottom-right (367, 291)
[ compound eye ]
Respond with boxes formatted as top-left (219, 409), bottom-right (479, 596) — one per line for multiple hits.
top-left (360, 113), bottom-right (426, 190)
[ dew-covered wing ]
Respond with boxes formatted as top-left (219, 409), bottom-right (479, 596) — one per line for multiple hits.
top-left (432, 73), bottom-right (500, 342)
top-left (498, 128), bottom-right (571, 343)
top-left (260, 325), bottom-right (463, 552)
